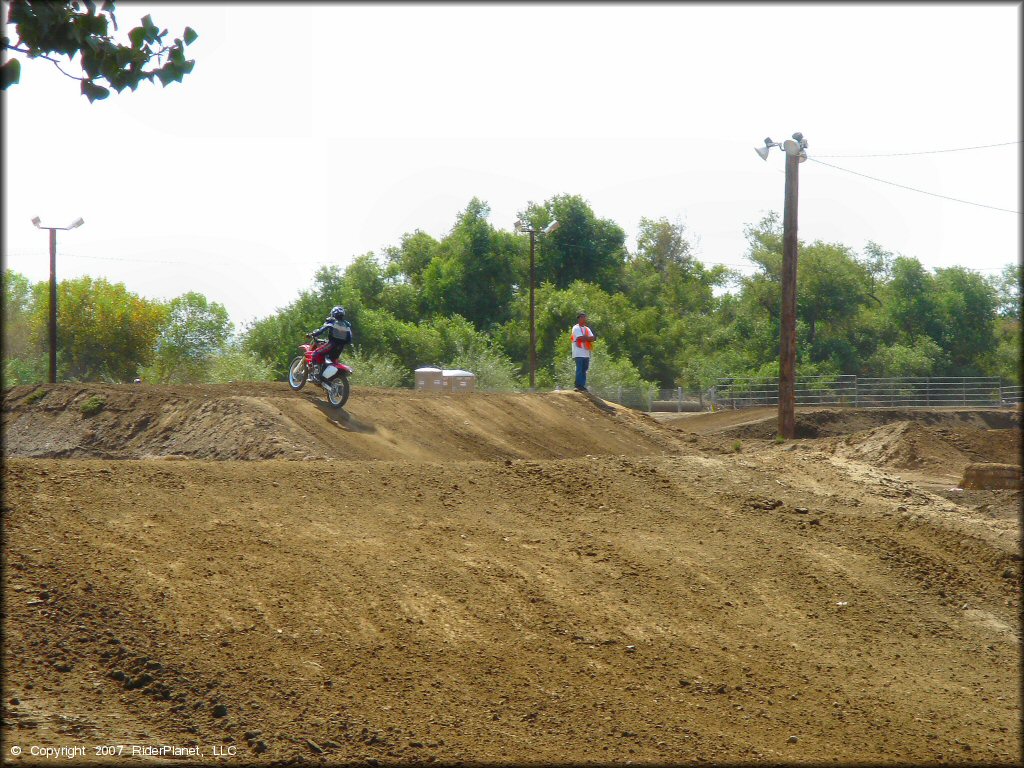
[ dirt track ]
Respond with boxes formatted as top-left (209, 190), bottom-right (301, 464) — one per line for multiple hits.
top-left (2, 384), bottom-right (1021, 764)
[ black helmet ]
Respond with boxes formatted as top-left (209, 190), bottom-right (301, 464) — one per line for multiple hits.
top-left (330, 306), bottom-right (346, 322)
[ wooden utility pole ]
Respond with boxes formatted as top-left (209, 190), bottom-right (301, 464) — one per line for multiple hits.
top-left (528, 229), bottom-right (536, 391)
top-left (778, 146), bottom-right (800, 439)
top-left (48, 228), bottom-right (58, 384)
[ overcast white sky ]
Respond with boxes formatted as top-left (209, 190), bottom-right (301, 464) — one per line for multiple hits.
top-left (3, 2), bottom-right (1020, 330)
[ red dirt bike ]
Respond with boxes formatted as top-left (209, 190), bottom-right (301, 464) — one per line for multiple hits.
top-left (288, 336), bottom-right (352, 408)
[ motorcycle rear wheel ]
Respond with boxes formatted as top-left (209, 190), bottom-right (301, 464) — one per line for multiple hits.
top-left (288, 356), bottom-right (308, 391)
top-left (326, 375), bottom-right (350, 408)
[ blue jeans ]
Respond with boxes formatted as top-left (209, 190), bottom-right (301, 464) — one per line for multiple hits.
top-left (574, 356), bottom-right (590, 390)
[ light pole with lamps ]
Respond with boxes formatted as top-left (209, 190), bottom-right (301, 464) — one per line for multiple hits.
top-left (754, 132), bottom-right (807, 439)
top-left (31, 216), bottom-right (85, 384)
top-left (514, 217), bottom-right (560, 391)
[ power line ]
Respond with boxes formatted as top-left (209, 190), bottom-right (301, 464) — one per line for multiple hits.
top-left (66, 252), bottom-right (205, 267)
top-left (3, 250), bottom-right (209, 267)
top-left (3, 251), bottom-right (330, 268)
top-left (813, 140), bottom-right (1021, 158)
top-left (807, 157), bottom-right (1022, 214)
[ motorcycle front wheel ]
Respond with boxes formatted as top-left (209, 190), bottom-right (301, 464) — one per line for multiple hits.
top-left (326, 375), bottom-right (350, 408)
top-left (288, 356), bottom-right (308, 391)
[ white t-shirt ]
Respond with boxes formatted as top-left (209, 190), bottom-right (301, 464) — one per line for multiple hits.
top-left (571, 324), bottom-right (594, 358)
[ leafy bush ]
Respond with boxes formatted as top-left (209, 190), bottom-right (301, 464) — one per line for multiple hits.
top-left (139, 344), bottom-right (275, 385)
top-left (136, 358), bottom-right (203, 384)
top-left (206, 349), bottom-right (277, 383)
top-left (343, 346), bottom-right (408, 388)
top-left (3, 356), bottom-right (43, 388)
top-left (442, 342), bottom-right (524, 392)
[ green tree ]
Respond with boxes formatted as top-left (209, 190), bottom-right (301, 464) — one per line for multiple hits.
top-left (860, 241), bottom-right (895, 299)
top-left (619, 217), bottom-right (732, 385)
top-left (31, 275), bottom-right (167, 381)
top-left (342, 253), bottom-right (386, 308)
top-left (2, 1), bottom-right (197, 101)
top-left (384, 230), bottom-right (439, 290)
top-left (624, 217), bottom-right (728, 311)
top-left (421, 198), bottom-right (522, 328)
top-left (796, 240), bottom-right (873, 359)
top-left (742, 211), bottom-right (784, 276)
top-left (2, 270), bottom-right (37, 360)
top-left (2, 269), bottom-right (45, 385)
top-left (884, 256), bottom-right (941, 342)
top-left (738, 212), bottom-right (785, 326)
top-left (518, 194), bottom-right (627, 292)
top-left (868, 336), bottom-right (946, 377)
top-left (931, 266), bottom-right (997, 374)
top-left (987, 263), bottom-right (1020, 320)
top-left (979, 319), bottom-right (1020, 384)
top-left (143, 292), bottom-right (232, 383)
top-left (981, 264), bottom-right (1021, 384)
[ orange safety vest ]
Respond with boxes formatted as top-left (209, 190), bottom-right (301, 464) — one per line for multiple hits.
top-left (574, 327), bottom-right (593, 351)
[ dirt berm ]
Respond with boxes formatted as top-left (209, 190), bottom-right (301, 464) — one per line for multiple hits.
top-left (2, 384), bottom-right (1021, 765)
top-left (2, 383), bottom-right (674, 461)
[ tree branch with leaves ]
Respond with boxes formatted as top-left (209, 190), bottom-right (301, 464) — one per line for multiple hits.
top-left (2, 0), bottom-right (196, 101)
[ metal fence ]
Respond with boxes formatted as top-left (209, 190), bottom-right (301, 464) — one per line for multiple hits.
top-left (713, 375), bottom-right (857, 408)
top-left (998, 384), bottom-right (1021, 406)
top-left (854, 377), bottom-right (1004, 408)
top-left (583, 386), bottom-right (713, 412)
top-left (710, 375), bottom-right (1017, 411)
top-left (586, 385), bottom-right (658, 412)
top-left (577, 376), bottom-right (1021, 412)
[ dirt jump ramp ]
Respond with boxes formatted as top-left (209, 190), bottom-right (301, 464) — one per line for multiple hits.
top-left (2, 383), bottom-right (677, 462)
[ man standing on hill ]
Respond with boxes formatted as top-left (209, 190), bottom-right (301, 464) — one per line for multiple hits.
top-left (571, 312), bottom-right (596, 392)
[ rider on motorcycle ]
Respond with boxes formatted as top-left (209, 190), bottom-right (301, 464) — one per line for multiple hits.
top-left (307, 306), bottom-right (353, 382)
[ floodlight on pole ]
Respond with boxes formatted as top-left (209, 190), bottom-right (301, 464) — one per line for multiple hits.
top-left (755, 137), bottom-right (778, 161)
top-left (31, 216), bottom-right (85, 384)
